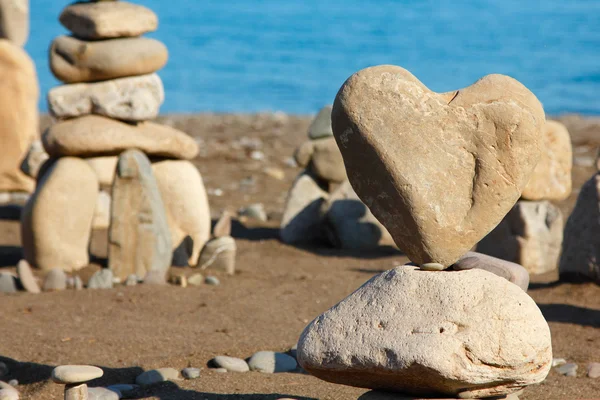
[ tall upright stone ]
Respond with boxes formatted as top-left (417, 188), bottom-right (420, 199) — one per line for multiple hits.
top-left (0, 39), bottom-right (38, 193)
top-left (108, 149), bottom-right (172, 280)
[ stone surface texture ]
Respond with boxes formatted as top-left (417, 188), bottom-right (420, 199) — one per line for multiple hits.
top-left (298, 265), bottom-right (552, 398)
top-left (331, 65), bottom-right (545, 267)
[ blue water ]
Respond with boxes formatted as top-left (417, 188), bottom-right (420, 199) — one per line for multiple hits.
top-left (29, 0), bottom-right (600, 115)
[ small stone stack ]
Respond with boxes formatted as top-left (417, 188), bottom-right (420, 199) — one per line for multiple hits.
top-left (0, 0), bottom-right (38, 207)
top-left (477, 120), bottom-right (572, 275)
top-left (21, 1), bottom-right (210, 280)
top-left (280, 105), bottom-right (393, 250)
top-left (297, 66), bottom-right (553, 399)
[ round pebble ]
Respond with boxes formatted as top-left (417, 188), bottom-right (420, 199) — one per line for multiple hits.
top-left (181, 367), bottom-right (201, 379)
top-left (43, 268), bottom-right (67, 292)
top-left (205, 276), bottom-right (220, 286)
top-left (587, 362), bottom-right (600, 378)
top-left (136, 368), bottom-right (180, 386)
top-left (247, 351), bottom-right (297, 373)
top-left (213, 368), bottom-right (228, 373)
top-left (556, 362), bottom-right (578, 377)
top-left (210, 356), bottom-right (249, 373)
top-left (17, 259), bottom-right (40, 293)
top-left (420, 263), bottom-right (445, 271)
top-left (52, 365), bottom-right (104, 384)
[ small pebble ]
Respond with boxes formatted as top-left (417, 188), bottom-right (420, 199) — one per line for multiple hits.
top-left (187, 273), bottom-right (204, 287)
top-left (205, 276), bottom-right (220, 286)
top-left (250, 150), bottom-right (265, 161)
top-left (210, 356), bottom-right (249, 373)
top-left (238, 203), bottom-right (267, 222)
top-left (552, 358), bottom-right (567, 367)
top-left (0, 273), bottom-right (17, 293)
top-left (52, 365), bottom-right (104, 384)
top-left (125, 274), bottom-right (138, 287)
top-left (88, 269), bottom-right (114, 289)
top-left (420, 263), bottom-right (445, 271)
top-left (135, 368), bottom-right (181, 386)
top-left (88, 386), bottom-right (119, 400)
top-left (7, 380), bottom-right (17, 387)
top-left (181, 367), bottom-right (201, 379)
top-left (43, 268), bottom-right (67, 292)
top-left (247, 351), bottom-right (297, 373)
top-left (16, 259), bottom-right (40, 293)
top-left (283, 157), bottom-right (298, 168)
top-left (263, 167), bottom-right (285, 180)
top-left (556, 362), bottom-right (578, 377)
top-left (587, 362), bottom-right (600, 378)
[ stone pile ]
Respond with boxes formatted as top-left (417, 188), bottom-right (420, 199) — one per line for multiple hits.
top-left (21, 1), bottom-right (212, 282)
top-left (476, 119), bottom-right (572, 275)
top-left (0, 0), bottom-right (38, 209)
top-left (297, 66), bottom-right (553, 399)
top-left (280, 105), bottom-right (394, 250)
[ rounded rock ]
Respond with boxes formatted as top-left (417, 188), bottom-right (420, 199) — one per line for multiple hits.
top-left (52, 365), bottom-right (103, 384)
top-left (181, 367), bottom-right (201, 379)
top-left (248, 351), bottom-right (297, 374)
top-left (42, 268), bottom-right (67, 292)
top-left (210, 356), bottom-right (249, 373)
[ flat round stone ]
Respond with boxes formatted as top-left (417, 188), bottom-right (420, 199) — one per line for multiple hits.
top-left (52, 365), bottom-right (103, 384)
top-left (420, 263), bottom-right (445, 271)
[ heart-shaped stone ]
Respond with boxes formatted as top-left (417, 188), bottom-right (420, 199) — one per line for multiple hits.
top-left (332, 65), bottom-right (545, 267)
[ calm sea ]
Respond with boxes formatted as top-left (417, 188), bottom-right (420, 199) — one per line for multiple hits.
top-left (29, 0), bottom-right (600, 115)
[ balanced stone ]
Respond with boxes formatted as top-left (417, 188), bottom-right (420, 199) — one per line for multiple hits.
top-left (308, 105), bottom-right (333, 139)
top-left (560, 172), bottom-right (600, 282)
top-left (210, 356), bottom-right (249, 373)
top-left (198, 236), bottom-right (236, 274)
top-left (16, 259), bottom-right (40, 293)
top-left (0, 0), bottom-right (28, 46)
top-left (48, 74), bottom-right (164, 122)
top-left (52, 365), bottom-right (103, 384)
top-left (152, 160), bottom-right (211, 266)
top-left (331, 65), bottom-right (545, 267)
top-left (295, 137), bottom-right (346, 183)
top-left (21, 158), bottom-right (99, 271)
top-left (322, 180), bottom-right (394, 250)
top-left (452, 251), bottom-right (529, 291)
top-left (43, 115), bottom-right (199, 160)
top-left (60, 1), bottom-right (158, 40)
top-left (521, 120), bottom-right (572, 201)
top-left (0, 40), bottom-right (38, 193)
top-left (280, 171), bottom-right (328, 244)
top-left (478, 200), bottom-right (563, 275)
top-left (297, 265), bottom-right (552, 398)
top-left (50, 35), bottom-right (168, 83)
top-left (108, 150), bottom-right (172, 281)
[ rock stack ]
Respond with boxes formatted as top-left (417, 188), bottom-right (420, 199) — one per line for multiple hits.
top-left (477, 120), bottom-right (572, 275)
top-left (21, 1), bottom-right (211, 280)
top-left (297, 66), bottom-right (552, 399)
top-left (0, 0), bottom-right (38, 206)
top-left (280, 105), bottom-right (394, 250)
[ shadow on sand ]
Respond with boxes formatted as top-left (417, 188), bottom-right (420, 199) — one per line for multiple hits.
top-left (537, 303), bottom-right (600, 328)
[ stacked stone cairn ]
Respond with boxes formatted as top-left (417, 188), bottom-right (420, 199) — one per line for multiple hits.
top-left (280, 105), bottom-right (394, 250)
top-left (21, 1), bottom-right (214, 285)
top-left (0, 0), bottom-right (38, 208)
top-left (477, 120), bottom-right (572, 275)
top-left (297, 65), bottom-right (553, 399)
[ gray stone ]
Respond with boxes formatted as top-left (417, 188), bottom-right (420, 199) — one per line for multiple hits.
top-left (87, 269), bottom-right (114, 289)
top-left (205, 276), bottom-right (220, 286)
top-left (181, 367), bottom-right (201, 379)
top-left (556, 363), bottom-right (577, 377)
top-left (308, 105), bottom-right (333, 139)
top-left (452, 252), bottom-right (530, 291)
top-left (477, 200), bottom-right (563, 275)
top-left (42, 268), bottom-right (67, 292)
top-left (210, 356), bottom-right (249, 373)
top-left (238, 203), bottom-right (267, 222)
top-left (0, 0), bottom-right (28, 46)
top-left (0, 273), bottom-right (17, 293)
top-left (108, 150), bottom-right (172, 281)
top-left (48, 74), bottom-right (164, 122)
top-left (280, 171), bottom-right (328, 244)
top-left (125, 274), bottom-right (138, 287)
top-left (248, 351), bottom-right (297, 373)
top-left (52, 365), bottom-right (103, 384)
top-left (587, 362), bottom-right (600, 378)
top-left (7, 380), bottom-right (16, 387)
top-left (135, 368), bottom-right (180, 386)
top-left (20, 140), bottom-right (48, 179)
top-left (198, 236), bottom-right (236, 275)
top-left (16, 259), bottom-right (40, 293)
top-left (87, 387), bottom-right (119, 400)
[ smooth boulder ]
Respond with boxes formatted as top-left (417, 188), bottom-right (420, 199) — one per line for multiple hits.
top-left (59, 1), bottom-right (158, 40)
top-left (48, 73), bottom-right (164, 122)
top-left (521, 120), bottom-right (572, 201)
top-left (50, 35), bottom-right (168, 83)
top-left (298, 265), bottom-right (552, 398)
top-left (0, 40), bottom-right (38, 192)
top-left (108, 150), bottom-right (172, 280)
top-left (477, 200), bottom-right (563, 275)
top-left (152, 160), bottom-right (211, 266)
top-left (21, 158), bottom-right (98, 271)
top-left (43, 115), bottom-right (199, 160)
top-left (331, 65), bottom-right (545, 267)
